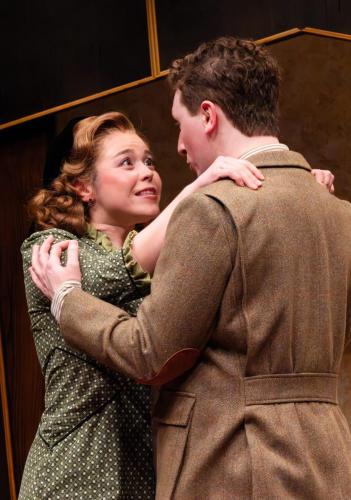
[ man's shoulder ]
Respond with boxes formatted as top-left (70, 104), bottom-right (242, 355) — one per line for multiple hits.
top-left (332, 196), bottom-right (351, 219)
top-left (199, 180), bottom-right (254, 208)
top-left (168, 188), bottom-right (232, 231)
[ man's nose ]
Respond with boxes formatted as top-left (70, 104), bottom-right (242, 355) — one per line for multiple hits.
top-left (177, 136), bottom-right (186, 157)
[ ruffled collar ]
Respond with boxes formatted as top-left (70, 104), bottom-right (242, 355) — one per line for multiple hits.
top-left (85, 224), bottom-right (115, 252)
top-left (85, 224), bottom-right (150, 291)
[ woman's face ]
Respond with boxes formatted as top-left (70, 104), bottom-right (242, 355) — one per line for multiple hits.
top-left (88, 130), bottom-right (162, 227)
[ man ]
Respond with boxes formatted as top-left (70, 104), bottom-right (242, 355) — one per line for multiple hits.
top-left (32, 38), bottom-right (351, 498)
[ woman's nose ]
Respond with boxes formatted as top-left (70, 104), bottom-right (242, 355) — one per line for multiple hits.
top-left (139, 163), bottom-right (154, 180)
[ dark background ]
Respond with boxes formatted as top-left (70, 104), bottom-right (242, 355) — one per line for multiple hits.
top-left (1, 0), bottom-right (351, 126)
top-left (1, 0), bottom-right (150, 124)
top-left (1, 1), bottom-right (351, 498)
top-left (157, 0), bottom-right (351, 68)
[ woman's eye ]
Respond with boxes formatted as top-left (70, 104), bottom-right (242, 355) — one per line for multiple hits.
top-left (144, 157), bottom-right (156, 169)
top-left (120, 158), bottom-right (133, 167)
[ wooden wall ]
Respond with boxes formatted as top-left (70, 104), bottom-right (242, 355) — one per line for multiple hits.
top-left (3, 0), bottom-right (351, 129)
top-left (0, 119), bottom-right (53, 495)
top-left (1, 30), bottom-right (351, 498)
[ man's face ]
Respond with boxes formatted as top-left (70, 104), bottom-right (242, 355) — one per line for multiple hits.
top-left (171, 90), bottom-right (214, 176)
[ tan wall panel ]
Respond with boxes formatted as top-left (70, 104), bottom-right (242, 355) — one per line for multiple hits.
top-left (273, 34), bottom-right (351, 200)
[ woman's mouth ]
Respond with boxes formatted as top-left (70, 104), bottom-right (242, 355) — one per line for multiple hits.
top-left (135, 187), bottom-right (158, 198)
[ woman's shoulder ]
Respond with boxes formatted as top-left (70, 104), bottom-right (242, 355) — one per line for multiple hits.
top-left (21, 228), bottom-right (78, 253)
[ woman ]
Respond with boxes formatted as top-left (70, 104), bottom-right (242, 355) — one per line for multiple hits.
top-left (19, 111), bottom-right (266, 499)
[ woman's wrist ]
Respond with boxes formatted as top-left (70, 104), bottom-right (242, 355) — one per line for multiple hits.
top-left (183, 180), bottom-right (199, 196)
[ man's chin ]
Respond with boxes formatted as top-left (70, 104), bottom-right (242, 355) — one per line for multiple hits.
top-left (193, 164), bottom-right (207, 177)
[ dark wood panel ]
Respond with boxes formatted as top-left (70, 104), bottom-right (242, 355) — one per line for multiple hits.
top-left (1, 1), bottom-right (150, 125)
top-left (156, 0), bottom-right (351, 69)
top-left (323, 0), bottom-right (351, 33)
top-left (0, 119), bottom-right (53, 490)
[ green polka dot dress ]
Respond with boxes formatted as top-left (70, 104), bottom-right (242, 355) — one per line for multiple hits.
top-left (19, 228), bottom-right (155, 500)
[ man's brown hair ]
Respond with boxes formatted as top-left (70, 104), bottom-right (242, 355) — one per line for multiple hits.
top-left (168, 37), bottom-right (280, 137)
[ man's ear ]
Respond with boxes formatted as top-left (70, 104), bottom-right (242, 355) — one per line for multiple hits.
top-left (200, 100), bottom-right (217, 135)
top-left (73, 180), bottom-right (94, 203)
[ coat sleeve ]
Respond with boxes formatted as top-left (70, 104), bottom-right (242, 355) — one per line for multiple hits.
top-left (60, 193), bottom-right (237, 385)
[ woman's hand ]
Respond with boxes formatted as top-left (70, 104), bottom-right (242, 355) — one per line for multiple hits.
top-left (311, 169), bottom-right (335, 193)
top-left (30, 236), bottom-right (81, 300)
top-left (193, 156), bottom-right (264, 190)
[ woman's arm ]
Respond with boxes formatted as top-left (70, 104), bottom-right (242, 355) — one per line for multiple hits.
top-left (132, 156), bottom-right (263, 273)
top-left (132, 158), bottom-right (336, 274)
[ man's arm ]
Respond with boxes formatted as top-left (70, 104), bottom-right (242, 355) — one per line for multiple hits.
top-left (59, 193), bottom-right (236, 384)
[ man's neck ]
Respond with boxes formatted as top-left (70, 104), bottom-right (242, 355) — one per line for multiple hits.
top-left (236, 136), bottom-right (280, 159)
top-left (223, 136), bottom-right (280, 159)
top-left (214, 123), bottom-right (280, 159)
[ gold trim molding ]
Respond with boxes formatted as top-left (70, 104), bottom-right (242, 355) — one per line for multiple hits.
top-left (1, 25), bottom-right (351, 131)
top-left (256, 28), bottom-right (301, 45)
top-left (146, 0), bottom-right (161, 76)
top-left (303, 27), bottom-right (351, 41)
top-left (0, 328), bottom-right (16, 500)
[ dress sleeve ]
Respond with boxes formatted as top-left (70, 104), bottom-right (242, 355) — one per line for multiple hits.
top-left (21, 228), bottom-right (78, 295)
top-left (21, 229), bottom-right (79, 365)
top-left (21, 228), bottom-right (78, 303)
top-left (21, 228), bottom-right (78, 265)
top-left (122, 230), bottom-right (151, 292)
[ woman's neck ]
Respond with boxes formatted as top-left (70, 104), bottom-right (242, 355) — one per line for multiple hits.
top-left (91, 223), bottom-right (133, 248)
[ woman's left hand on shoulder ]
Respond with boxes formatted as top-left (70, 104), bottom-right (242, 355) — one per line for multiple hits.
top-left (194, 156), bottom-right (264, 190)
top-left (311, 169), bottom-right (335, 193)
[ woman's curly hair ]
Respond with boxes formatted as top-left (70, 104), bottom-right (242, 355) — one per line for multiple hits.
top-left (29, 111), bottom-right (135, 236)
top-left (168, 37), bottom-right (281, 137)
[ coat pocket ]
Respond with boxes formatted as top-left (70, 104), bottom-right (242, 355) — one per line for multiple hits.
top-left (153, 390), bottom-right (195, 499)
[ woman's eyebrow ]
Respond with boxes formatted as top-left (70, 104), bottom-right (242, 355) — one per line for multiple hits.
top-left (113, 148), bottom-right (133, 157)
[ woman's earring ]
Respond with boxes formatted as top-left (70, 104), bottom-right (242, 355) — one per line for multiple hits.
top-left (88, 198), bottom-right (95, 207)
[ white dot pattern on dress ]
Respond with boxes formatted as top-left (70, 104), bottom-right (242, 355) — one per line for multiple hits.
top-left (19, 229), bottom-right (155, 499)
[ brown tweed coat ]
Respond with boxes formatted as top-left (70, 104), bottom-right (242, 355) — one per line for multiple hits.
top-left (61, 150), bottom-right (351, 499)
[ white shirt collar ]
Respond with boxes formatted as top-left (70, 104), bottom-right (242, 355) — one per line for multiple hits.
top-left (239, 143), bottom-right (289, 160)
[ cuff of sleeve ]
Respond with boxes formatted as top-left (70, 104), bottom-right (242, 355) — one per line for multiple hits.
top-left (123, 230), bottom-right (151, 291)
top-left (51, 281), bottom-right (82, 323)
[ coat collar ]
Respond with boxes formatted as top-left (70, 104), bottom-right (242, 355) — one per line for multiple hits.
top-left (246, 150), bottom-right (311, 172)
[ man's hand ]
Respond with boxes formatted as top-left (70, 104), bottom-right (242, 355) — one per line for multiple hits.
top-left (30, 236), bottom-right (81, 300)
top-left (311, 169), bottom-right (335, 193)
top-left (194, 156), bottom-right (264, 190)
